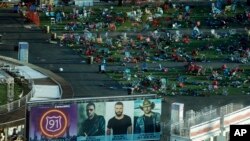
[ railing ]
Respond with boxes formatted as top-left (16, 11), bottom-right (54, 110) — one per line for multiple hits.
top-left (0, 65), bottom-right (34, 115)
top-left (0, 55), bottom-right (65, 114)
top-left (220, 103), bottom-right (244, 116)
top-left (171, 103), bottom-right (244, 137)
top-left (0, 118), bottom-right (25, 128)
top-left (185, 109), bottom-right (219, 128)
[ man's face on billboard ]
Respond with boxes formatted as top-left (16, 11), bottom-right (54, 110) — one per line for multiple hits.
top-left (86, 105), bottom-right (95, 119)
top-left (115, 104), bottom-right (123, 117)
top-left (143, 106), bottom-right (152, 115)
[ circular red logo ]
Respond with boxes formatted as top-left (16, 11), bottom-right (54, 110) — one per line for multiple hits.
top-left (39, 109), bottom-right (68, 138)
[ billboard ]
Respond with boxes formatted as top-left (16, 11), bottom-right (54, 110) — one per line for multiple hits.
top-left (134, 99), bottom-right (161, 140)
top-left (28, 97), bottom-right (161, 141)
top-left (29, 104), bottom-right (78, 140)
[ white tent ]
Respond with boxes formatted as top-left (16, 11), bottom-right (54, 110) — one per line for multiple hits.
top-left (30, 85), bottom-right (61, 101)
top-left (15, 66), bottom-right (48, 79)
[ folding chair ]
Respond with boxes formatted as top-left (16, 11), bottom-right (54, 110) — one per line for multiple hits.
top-left (50, 17), bottom-right (55, 24)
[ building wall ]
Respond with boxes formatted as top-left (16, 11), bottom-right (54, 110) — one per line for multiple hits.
top-left (190, 106), bottom-right (250, 141)
top-left (189, 118), bottom-right (221, 141)
top-left (171, 106), bottom-right (250, 141)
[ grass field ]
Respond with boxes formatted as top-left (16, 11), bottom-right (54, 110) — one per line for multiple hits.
top-left (36, 3), bottom-right (250, 96)
top-left (0, 82), bottom-right (30, 105)
top-left (106, 65), bottom-right (250, 96)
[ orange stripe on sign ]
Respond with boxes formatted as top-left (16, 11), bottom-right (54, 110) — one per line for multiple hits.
top-left (190, 124), bottom-right (220, 137)
top-left (224, 112), bottom-right (250, 126)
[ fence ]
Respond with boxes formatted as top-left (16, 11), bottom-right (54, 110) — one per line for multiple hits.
top-left (220, 103), bottom-right (244, 116)
top-left (0, 118), bottom-right (25, 128)
top-left (171, 103), bottom-right (244, 137)
top-left (0, 65), bottom-right (34, 115)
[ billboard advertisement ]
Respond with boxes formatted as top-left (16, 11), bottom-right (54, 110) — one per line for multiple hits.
top-left (133, 99), bottom-right (162, 140)
top-left (28, 98), bottom-right (161, 141)
top-left (77, 102), bottom-right (106, 141)
top-left (29, 104), bottom-right (78, 140)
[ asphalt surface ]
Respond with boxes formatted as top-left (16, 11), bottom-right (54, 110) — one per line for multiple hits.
top-left (0, 9), bottom-right (127, 98)
top-left (1, 7), bottom-right (250, 140)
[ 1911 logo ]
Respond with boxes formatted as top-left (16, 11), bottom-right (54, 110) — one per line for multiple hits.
top-left (40, 109), bottom-right (68, 138)
top-left (230, 125), bottom-right (250, 141)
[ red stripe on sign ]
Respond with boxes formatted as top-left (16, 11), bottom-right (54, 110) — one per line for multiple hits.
top-left (224, 112), bottom-right (250, 126)
top-left (190, 124), bottom-right (220, 137)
